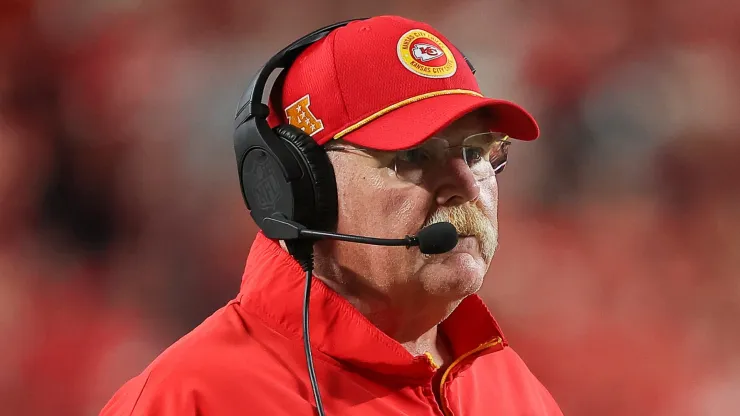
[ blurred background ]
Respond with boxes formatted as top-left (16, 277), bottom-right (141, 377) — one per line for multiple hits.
top-left (1, 0), bottom-right (739, 414)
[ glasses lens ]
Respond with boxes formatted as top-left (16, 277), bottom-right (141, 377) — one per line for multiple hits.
top-left (391, 133), bottom-right (510, 183)
top-left (486, 135), bottom-right (510, 175)
top-left (463, 133), bottom-right (509, 179)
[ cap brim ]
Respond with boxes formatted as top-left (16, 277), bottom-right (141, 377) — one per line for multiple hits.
top-left (336, 94), bottom-right (539, 151)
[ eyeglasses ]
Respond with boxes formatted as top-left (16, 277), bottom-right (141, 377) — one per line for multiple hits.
top-left (325, 132), bottom-right (511, 185)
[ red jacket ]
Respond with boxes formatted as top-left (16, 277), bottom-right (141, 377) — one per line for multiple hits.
top-left (101, 233), bottom-right (562, 415)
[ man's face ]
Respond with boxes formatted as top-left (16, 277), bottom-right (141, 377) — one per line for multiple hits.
top-left (316, 110), bottom-right (504, 309)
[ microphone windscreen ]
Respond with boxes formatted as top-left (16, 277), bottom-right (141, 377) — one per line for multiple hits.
top-left (417, 222), bottom-right (458, 254)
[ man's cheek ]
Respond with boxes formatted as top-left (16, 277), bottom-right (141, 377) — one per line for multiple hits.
top-left (474, 198), bottom-right (496, 223)
top-left (395, 197), bottom-right (419, 220)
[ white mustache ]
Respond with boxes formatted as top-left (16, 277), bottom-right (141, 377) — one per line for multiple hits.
top-left (422, 204), bottom-right (497, 261)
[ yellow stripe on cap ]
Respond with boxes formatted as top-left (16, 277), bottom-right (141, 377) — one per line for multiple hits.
top-left (333, 89), bottom-right (484, 140)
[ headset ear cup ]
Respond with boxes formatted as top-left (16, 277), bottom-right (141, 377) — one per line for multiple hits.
top-left (273, 124), bottom-right (338, 231)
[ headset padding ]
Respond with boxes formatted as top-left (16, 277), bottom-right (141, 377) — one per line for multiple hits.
top-left (273, 124), bottom-right (338, 231)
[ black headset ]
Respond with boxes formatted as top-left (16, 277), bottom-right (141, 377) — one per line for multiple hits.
top-left (233, 19), bottom-right (367, 236)
top-left (233, 18), bottom-right (476, 236)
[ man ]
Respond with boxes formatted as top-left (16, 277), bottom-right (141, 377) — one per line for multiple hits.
top-left (101, 15), bottom-right (562, 415)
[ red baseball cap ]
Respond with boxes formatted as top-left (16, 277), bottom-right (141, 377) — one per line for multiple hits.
top-left (267, 15), bottom-right (539, 151)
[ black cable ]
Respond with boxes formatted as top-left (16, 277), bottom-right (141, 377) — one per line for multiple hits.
top-left (303, 268), bottom-right (326, 416)
top-left (286, 240), bottom-right (326, 416)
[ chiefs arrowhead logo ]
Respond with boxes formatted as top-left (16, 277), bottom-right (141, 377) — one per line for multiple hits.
top-left (397, 29), bottom-right (457, 79)
top-left (412, 43), bottom-right (443, 62)
top-left (284, 94), bottom-right (324, 136)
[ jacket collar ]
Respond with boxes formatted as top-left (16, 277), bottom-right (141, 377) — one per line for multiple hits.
top-left (238, 232), bottom-right (507, 379)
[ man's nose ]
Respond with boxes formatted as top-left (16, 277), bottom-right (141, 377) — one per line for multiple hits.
top-left (432, 157), bottom-right (482, 207)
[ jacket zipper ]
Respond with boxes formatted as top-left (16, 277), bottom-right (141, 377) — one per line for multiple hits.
top-left (437, 337), bottom-right (503, 416)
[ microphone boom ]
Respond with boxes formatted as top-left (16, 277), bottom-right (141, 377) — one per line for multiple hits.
top-left (261, 215), bottom-right (458, 255)
top-left (299, 229), bottom-right (417, 247)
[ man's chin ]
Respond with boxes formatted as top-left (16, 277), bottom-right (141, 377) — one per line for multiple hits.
top-left (418, 257), bottom-right (487, 300)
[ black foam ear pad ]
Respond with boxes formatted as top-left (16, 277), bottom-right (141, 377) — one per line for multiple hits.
top-left (273, 124), bottom-right (338, 231)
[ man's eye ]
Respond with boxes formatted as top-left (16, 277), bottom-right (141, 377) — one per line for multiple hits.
top-left (463, 147), bottom-right (484, 164)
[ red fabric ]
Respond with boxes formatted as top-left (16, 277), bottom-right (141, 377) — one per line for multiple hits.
top-left (266, 15), bottom-right (538, 149)
top-left (100, 232), bottom-right (562, 415)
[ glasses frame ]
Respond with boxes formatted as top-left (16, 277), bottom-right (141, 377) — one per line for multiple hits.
top-left (324, 132), bottom-right (511, 184)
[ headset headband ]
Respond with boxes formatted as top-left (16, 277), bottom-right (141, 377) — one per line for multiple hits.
top-left (234, 19), bottom-right (369, 128)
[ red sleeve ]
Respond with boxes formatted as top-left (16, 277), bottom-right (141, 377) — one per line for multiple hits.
top-left (99, 370), bottom-right (199, 416)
